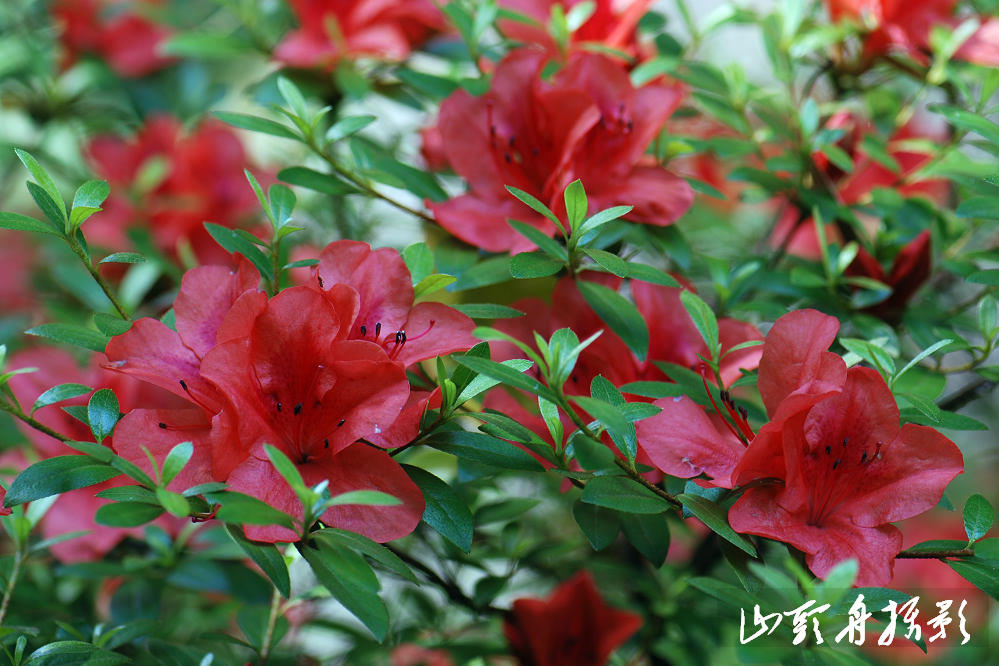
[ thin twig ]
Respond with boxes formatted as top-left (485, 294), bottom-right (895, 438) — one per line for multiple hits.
top-left (66, 234), bottom-right (130, 320)
top-left (257, 587), bottom-right (283, 664)
top-left (0, 548), bottom-right (24, 627)
top-left (386, 544), bottom-right (503, 616)
top-left (0, 399), bottom-right (71, 443)
top-left (896, 548), bottom-right (974, 560)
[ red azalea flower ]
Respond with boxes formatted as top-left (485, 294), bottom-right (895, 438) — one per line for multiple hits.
top-left (846, 229), bottom-right (932, 322)
top-left (52, 0), bottom-right (174, 77)
top-left (826, 0), bottom-right (999, 67)
top-left (275, 0), bottom-right (445, 69)
top-left (497, 0), bottom-right (653, 58)
top-left (635, 309), bottom-right (846, 488)
top-left (727, 310), bottom-right (964, 587)
top-left (86, 115), bottom-right (264, 263)
top-left (503, 571), bottom-right (642, 666)
top-left (6, 348), bottom-right (185, 562)
top-left (427, 49), bottom-right (692, 253)
top-left (314, 240), bottom-right (477, 368)
top-left (198, 286), bottom-right (424, 542)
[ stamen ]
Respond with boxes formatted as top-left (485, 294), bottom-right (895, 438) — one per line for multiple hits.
top-left (159, 422), bottom-right (167, 429)
top-left (360, 325), bottom-right (367, 337)
top-left (293, 403), bottom-right (302, 415)
top-left (698, 363), bottom-right (746, 445)
top-left (324, 438), bottom-right (330, 449)
top-left (337, 419), bottom-right (345, 427)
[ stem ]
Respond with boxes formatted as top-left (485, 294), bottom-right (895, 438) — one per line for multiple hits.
top-left (896, 548), bottom-right (974, 559)
top-left (66, 234), bottom-right (130, 320)
top-left (939, 378), bottom-right (995, 412)
top-left (556, 388), bottom-right (682, 509)
top-left (305, 137), bottom-right (437, 225)
top-left (386, 544), bottom-right (502, 616)
top-left (0, 399), bottom-right (71, 443)
top-left (0, 547), bottom-right (24, 627)
top-left (257, 586), bottom-right (283, 664)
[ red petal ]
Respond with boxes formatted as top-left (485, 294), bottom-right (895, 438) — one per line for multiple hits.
top-left (593, 166), bottom-right (693, 227)
top-left (636, 396), bottom-right (744, 487)
top-left (111, 408), bottom-right (220, 490)
top-left (429, 194), bottom-right (554, 253)
top-left (757, 309), bottom-right (846, 422)
top-left (849, 423), bottom-right (964, 527)
top-left (174, 258), bottom-right (261, 357)
top-left (317, 241), bottom-right (414, 334)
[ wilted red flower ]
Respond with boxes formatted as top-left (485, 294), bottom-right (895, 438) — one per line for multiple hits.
top-left (7, 348), bottom-right (184, 561)
top-left (497, 0), bottom-right (653, 58)
top-left (427, 49), bottom-right (692, 252)
top-left (275, 0), bottom-right (445, 69)
top-left (846, 229), bottom-right (932, 322)
top-left (826, 0), bottom-right (999, 66)
top-left (86, 115), bottom-right (263, 263)
top-left (773, 113), bottom-right (947, 261)
top-left (728, 309), bottom-right (964, 587)
top-left (52, 0), bottom-right (174, 77)
top-left (503, 570), bottom-right (642, 666)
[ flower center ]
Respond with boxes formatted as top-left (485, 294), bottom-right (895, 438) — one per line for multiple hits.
top-left (806, 437), bottom-right (884, 526)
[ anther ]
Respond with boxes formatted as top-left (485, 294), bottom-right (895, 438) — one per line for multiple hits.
top-left (324, 439), bottom-right (330, 449)
top-left (158, 422), bottom-right (167, 429)
top-left (179, 379), bottom-right (188, 391)
top-left (832, 459), bottom-right (841, 470)
top-left (337, 419), bottom-right (345, 427)
top-left (360, 325), bottom-right (367, 336)
top-left (825, 445), bottom-right (831, 455)
top-left (317, 275), bottom-right (324, 289)
top-left (861, 452), bottom-right (868, 463)
top-left (276, 402), bottom-right (283, 413)
top-left (294, 403), bottom-right (302, 415)
top-left (375, 322), bottom-right (382, 337)
top-left (842, 437), bottom-right (849, 447)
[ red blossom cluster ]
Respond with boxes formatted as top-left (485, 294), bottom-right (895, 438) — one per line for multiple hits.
top-left (103, 241), bottom-right (476, 543)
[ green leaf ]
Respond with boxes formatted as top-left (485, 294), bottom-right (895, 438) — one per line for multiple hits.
top-left (88, 388), bottom-right (119, 444)
top-left (278, 166), bottom-right (356, 196)
top-left (453, 355), bottom-right (558, 403)
top-left (581, 476), bottom-right (672, 514)
top-left (577, 205), bottom-right (632, 236)
top-left (329, 490), bottom-right (401, 507)
top-left (207, 491), bottom-right (297, 530)
top-left (929, 104), bottom-right (999, 145)
top-left (264, 444), bottom-right (308, 498)
top-left (27, 181), bottom-right (66, 229)
top-left (563, 179), bottom-right (588, 231)
top-left (326, 115), bottom-right (376, 143)
top-left (510, 251), bottom-right (564, 279)
top-left (268, 184), bottom-right (296, 228)
top-left (225, 524), bottom-right (291, 598)
top-left (968, 269), bottom-right (999, 286)
top-left (31, 383), bottom-right (92, 416)
top-left (155, 487), bottom-right (191, 517)
top-left (572, 396), bottom-right (637, 462)
top-left (204, 223), bottom-right (273, 280)
top-left (71, 179), bottom-right (110, 227)
top-left (161, 441), bottom-right (194, 487)
top-left (25, 641), bottom-right (128, 666)
top-left (0, 211), bottom-right (60, 235)
top-left (15, 148), bottom-right (66, 222)
top-left (860, 134), bottom-right (900, 173)
top-left (679, 290), bottom-right (720, 360)
top-left (428, 431), bottom-right (545, 472)
top-left (214, 111), bottom-right (299, 140)
top-left (402, 242), bottom-right (434, 283)
top-left (892, 339), bottom-right (953, 386)
top-left (456, 359), bottom-right (534, 405)
top-left (402, 465), bottom-right (473, 552)
top-left (95, 501), bottom-right (165, 527)
top-left (572, 500), bottom-right (619, 550)
top-left (450, 255), bottom-right (512, 290)
top-left (26, 323), bottom-right (109, 353)
top-left (620, 511), bottom-right (671, 567)
top-left (314, 528), bottom-right (418, 583)
top-left (413, 274), bottom-right (457, 299)
top-left (964, 494), bottom-right (994, 543)
top-left (94, 313), bottom-right (131, 337)
top-left (277, 76), bottom-right (308, 119)
top-left (508, 219), bottom-right (567, 260)
top-left (504, 185), bottom-right (563, 230)
top-left (956, 196), bottom-right (999, 219)
top-left (162, 31), bottom-right (255, 57)
top-left (350, 137), bottom-right (447, 201)
top-left (452, 303), bottom-right (524, 319)
top-left (677, 493), bottom-right (757, 556)
top-left (947, 558), bottom-right (999, 600)
top-left (99, 252), bottom-right (147, 264)
top-left (583, 249), bottom-right (629, 277)
top-left (298, 538), bottom-right (388, 641)
top-left (576, 280), bottom-right (649, 361)
top-left (5, 456), bottom-right (119, 506)
top-left (96, 486), bottom-right (158, 504)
